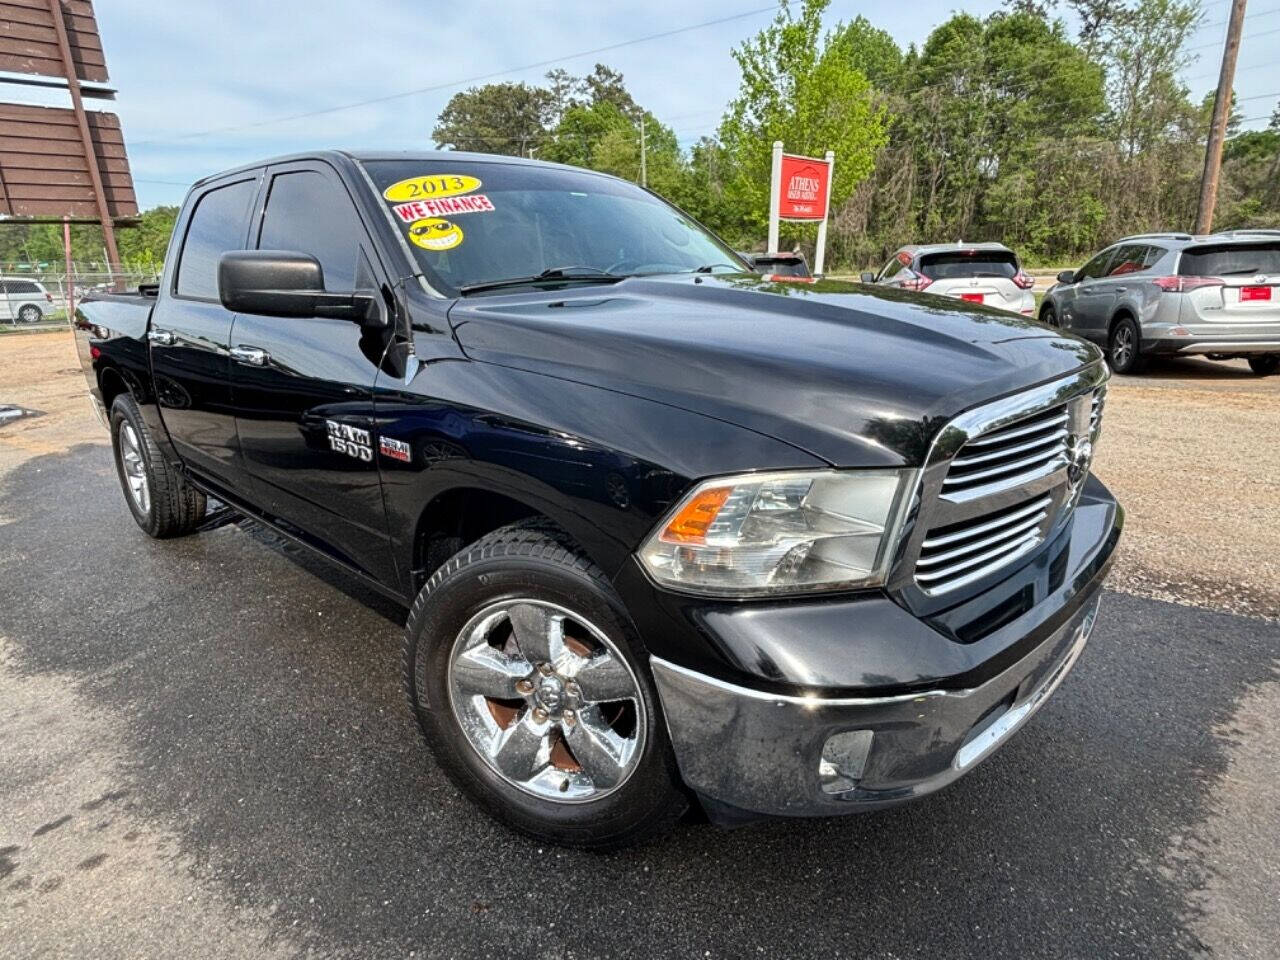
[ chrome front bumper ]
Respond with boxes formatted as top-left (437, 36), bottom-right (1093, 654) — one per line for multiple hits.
top-left (650, 591), bottom-right (1103, 819)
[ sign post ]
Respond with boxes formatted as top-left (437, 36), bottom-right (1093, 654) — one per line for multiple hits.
top-left (767, 144), bottom-right (834, 274)
top-left (814, 150), bottom-right (835, 276)
top-left (767, 141), bottom-right (783, 255)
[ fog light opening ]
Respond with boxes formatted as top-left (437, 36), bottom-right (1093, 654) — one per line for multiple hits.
top-left (818, 729), bottom-right (874, 795)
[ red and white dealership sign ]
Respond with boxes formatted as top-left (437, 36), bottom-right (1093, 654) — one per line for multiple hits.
top-left (767, 142), bottom-right (835, 274)
top-left (777, 153), bottom-right (830, 221)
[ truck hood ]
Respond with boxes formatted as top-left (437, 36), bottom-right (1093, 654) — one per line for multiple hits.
top-left (447, 274), bottom-right (1102, 467)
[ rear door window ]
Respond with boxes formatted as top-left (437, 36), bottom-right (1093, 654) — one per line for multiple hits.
top-left (918, 250), bottom-right (1018, 281)
top-left (1104, 245), bottom-right (1149, 277)
top-left (1179, 242), bottom-right (1280, 277)
top-left (176, 178), bottom-right (257, 300)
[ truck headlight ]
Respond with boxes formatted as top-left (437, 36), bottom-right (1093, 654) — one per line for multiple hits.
top-left (638, 470), bottom-right (915, 597)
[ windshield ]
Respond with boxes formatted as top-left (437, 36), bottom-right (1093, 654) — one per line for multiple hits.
top-left (360, 159), bottom-right (745, 295)
top-left (1179, 242), bottom-right (1280, 277)
top-left (918, 250), bottom-right (1019, 280)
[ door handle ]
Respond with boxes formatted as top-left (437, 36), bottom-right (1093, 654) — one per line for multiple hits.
top-left (229, 345), bottom-right (269, 366)
top-left (1114, 286), bottom-right (1127, 293)
top-left (146, 328), bottom-right (175, 345)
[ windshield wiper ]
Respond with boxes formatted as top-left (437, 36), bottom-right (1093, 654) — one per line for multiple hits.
top-left (691, 263), bottom-right (742, 273)
top-left (458, 266), bottom-right (626, 296)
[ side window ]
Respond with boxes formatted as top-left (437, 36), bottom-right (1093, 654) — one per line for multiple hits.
top-left (1106, 245), bottom-right (1147, 277)
top-left (1142, 245), bottom-right (1166, 269)
top-left (879, 255), bottom-right (905, 281)
top-left (176, 179), bottom-right (256, 300)
top-left (1076, 248), bottom-right (1116, 282)
top-left (257, 170), bottom-right (361, 291)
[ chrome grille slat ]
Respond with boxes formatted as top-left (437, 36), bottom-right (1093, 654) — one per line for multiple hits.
top-left (962, 411), bottom-right (1068, 447)
top-left (949, 428), bottom-right (1068, 468)
top-left (916, 511), bottom-right (1049, 567)
top-left (915, 537), bottom-right (1042, 592)
top-left (921, 494), bottom-right (1052, 549)
top-left (915, 530), bottom-right (1043, 584)
top-left (942, 445), bottom-right (1066, 489)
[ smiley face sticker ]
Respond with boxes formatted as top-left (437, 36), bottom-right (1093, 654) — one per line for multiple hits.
top-left (407, 217), bottom-right (463, 252)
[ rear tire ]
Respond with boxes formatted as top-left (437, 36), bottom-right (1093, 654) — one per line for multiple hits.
top-left (110, 394), bottom-right (206, 538)
top-left (1108, 316), bottom-right (1144, 374)
top-left (403, 520), bottom-right (688, 849)
top-left (17, 304), bottom-right (41, 324)
top-left (1247, 356), bottom-right (1279, 376)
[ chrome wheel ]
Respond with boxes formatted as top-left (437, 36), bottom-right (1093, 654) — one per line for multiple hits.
top-left (447, 598), bottom-right (646, 803)
top-left (18, 305), bottom-right (41, 324)
top-left (118, 422), bottom-right (151, 514)
top-left (1111, 324), bottom-right (1134, 369)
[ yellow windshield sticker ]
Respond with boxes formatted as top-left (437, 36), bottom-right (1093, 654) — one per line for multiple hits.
top-left (407, 218), bottom-right (463, 252)
top-left (383, 174), bottom-right (481, 203)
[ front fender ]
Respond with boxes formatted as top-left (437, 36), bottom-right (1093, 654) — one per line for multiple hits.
top-left (373, 357), bottom-right (824, 597)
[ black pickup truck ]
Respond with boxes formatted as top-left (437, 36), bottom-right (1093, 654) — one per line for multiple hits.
top-left (75, 151), bottom-right (1121, 848)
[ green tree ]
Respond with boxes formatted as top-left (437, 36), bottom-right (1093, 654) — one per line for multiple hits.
top-left (432, 82), bottom-right (555, 156)
top-left (717, 0), bottom-right (889, 245)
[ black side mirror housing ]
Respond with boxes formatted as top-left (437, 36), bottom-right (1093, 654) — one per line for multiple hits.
top-left (218, 250), bottom-right (379, 323)
top-left (1056, 270), bottom-right (1076, 285)
top-left (860, 272), bottom-right (876, 283)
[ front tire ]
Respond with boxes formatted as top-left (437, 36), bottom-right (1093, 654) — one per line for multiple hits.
top-left (1040, 303), bottom-right (1059, 327)
top-left (110, 394), bottom-right (206, 537)
top-left (1247, 356), bottom-right (1279, 376)
top-left (403, 521), bottom-right (687, 849)
top-left (1108, 316), bottom-right (1144, 374)
top-left (17, 304), bottom-right (41, 324)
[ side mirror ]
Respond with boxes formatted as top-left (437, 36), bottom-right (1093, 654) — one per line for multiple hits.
top-left (1056, 270), bottom-right (1076, 285)
top-left (218, 250), bottom-right (378, 323)
top-left (860, 272), bottom-right (876, 283)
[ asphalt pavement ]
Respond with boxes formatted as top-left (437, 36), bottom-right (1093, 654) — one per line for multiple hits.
top-left (2, 441), bottom-right (1278, 960)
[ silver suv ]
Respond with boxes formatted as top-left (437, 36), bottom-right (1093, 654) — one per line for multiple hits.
top-left (1041, 231), bottom-right (1280, 375)
top-left (863, 242), bottom-right (1036, 316)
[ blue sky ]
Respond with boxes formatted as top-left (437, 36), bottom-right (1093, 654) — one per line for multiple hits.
top-left (9, 0), bottom-right (1278, 209)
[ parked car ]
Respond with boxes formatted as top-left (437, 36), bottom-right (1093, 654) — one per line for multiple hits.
top-left (74, 151), bottom-right (1120, 849)
top-left (1041, 231), bottom-right (1280, 375)
top-left (862, 243), bottom-right (1036, 315)
top-left (1, 277), bottom-right (54, 323)
top-left (740, 250), bottom-right (812, 280)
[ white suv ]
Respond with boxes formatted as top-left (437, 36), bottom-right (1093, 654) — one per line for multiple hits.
top-left (1, 278), bottom-right (54, 324)
top-left (863, 242), bottom-right (1036, 316)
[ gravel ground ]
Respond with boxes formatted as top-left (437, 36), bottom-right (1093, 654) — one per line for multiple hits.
top-left (2, 332), bottom-right (1278, 959)
top-left (1094, 357), bottom-right (1280, 621)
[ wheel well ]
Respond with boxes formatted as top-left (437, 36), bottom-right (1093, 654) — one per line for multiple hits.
top-left (98, 366), bottom-right (128, 410)
top-left (412, 487), bottom-right (544, 589)
top-left (1109, 310), bottom-right (1136, 336)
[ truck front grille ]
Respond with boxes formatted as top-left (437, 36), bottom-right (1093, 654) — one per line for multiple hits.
top-left (941, 404), bottom-right (1069, 497)
top-left (915, 494), bottom-right (1052, 593)
top-left (902, 367), bottom-right (1110, 600)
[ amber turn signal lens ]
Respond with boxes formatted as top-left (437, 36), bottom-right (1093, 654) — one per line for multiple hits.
top-left (660, 486), bottom-right (731, 543)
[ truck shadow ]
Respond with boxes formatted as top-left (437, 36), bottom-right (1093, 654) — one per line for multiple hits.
top-left (3, 443), bottom-right (1275, 959)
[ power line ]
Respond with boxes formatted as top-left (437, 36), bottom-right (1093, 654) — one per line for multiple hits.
top-left (130, 3), bottom-right (782, 148)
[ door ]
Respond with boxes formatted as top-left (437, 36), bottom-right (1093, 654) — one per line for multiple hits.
top-left (1058, 247), bottom-right (1118, 339)
top-left (149, 174), bottom-right (259, 486)
top-left (229, 162), bottom-right (396, 584)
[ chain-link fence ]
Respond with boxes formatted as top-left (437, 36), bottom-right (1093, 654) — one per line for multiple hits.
top-left (1, 263), bottom-right (160, 330)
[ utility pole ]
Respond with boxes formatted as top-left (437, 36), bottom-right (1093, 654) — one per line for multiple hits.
top-left (1196, 0), bottom-right (1248, 234)
top-left (638, 117), bottom-right (647, 188)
